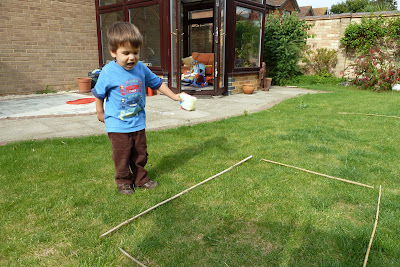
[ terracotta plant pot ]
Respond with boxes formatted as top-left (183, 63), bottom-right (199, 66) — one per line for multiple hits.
top-left (263, 78), bottom-right (272, 91)
top-left (242, 84), bottom-right (255, 94)
top-left (147, 87), bottom-right (153, 96)
top-left (77, 77), bottom-right (92, 93)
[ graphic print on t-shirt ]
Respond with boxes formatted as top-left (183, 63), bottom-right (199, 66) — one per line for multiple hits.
top-left (118, 79), bottom-right (144, 120)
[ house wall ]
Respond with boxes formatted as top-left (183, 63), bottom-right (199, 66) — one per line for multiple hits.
top-left (267, 0), bottom-right (298, 16)
top-left (304, 11), bottom-right (400, 77)
top-left (190, 24), bottom-right (213, 54)
top-left (1, 1), bottom-right (262, 96)
top-left (229, 73), bottom-right (260, 94)
top-left (0, 1), bottom-right (98, 95)
top-left (282, 0), bottom-right (297, 14)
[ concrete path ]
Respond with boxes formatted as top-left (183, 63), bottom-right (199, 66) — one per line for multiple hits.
top-left (0, 87), bottom-right (318, 145)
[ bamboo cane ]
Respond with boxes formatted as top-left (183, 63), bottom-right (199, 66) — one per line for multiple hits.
top-left (338, 112), bottom-right (400, 119)
top-left (118, 247), bottom-right (147, 267)
top-left (261, 159), bottom-right (374, 189)
top-left (100, 155), bottom-right (253, 238)
top-left (363, 185), bottom-right (382, 267)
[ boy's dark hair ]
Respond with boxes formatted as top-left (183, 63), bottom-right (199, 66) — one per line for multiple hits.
top-left (107, 22), bottom-right (143, 52)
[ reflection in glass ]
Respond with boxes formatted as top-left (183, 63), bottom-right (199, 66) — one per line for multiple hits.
top-left (189, 23), bottom-right (213, 54)
top-left (189, 8), bottom-right (213, 19)
top-left (99, 0), bottom-right (123, 7)
top-left (235, 7), bottom-right (263, 68)
top-left (100, 11), bottom-right (124, 64)
top-left (130, 5), bottom-right (161, 67)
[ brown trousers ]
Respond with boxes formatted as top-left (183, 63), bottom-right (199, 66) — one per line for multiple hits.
top-left (108, 130), bottom-right (149, 187)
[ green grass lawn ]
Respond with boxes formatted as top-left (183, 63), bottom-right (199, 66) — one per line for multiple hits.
top-left (1, 84), bottom-right (399, 266)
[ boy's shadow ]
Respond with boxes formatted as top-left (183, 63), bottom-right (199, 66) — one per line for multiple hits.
top-left (149, 137), bottom-right (228, 177)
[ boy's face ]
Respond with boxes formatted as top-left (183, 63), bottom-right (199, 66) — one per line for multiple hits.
top-left (110, 43), bottom-right (140, 71)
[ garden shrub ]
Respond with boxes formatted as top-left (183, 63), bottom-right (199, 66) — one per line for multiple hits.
top-left (235, 20), bottom-right (261, 67)
top-left (341, 14), bottom-right (400, 91)
top-left (341, 15), bottom-right (387, 55)
top-left (344, 47), bottom-right (400, 91)
top-left (264, 12), bottom-right (313, 85)
top-left (302, 48), bottom-right (338, 76)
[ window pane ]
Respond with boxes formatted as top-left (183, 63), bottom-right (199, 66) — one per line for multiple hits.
top-left (235, 7), bottom-right (263, 68)
top-left (100, 11), bottom-right (124, 65)
top-left (130, 5), bottom-right (161, 67)
top-left (189, 9), bottom-right (213, 19)
top-left (189, 23), bottom-right (213, 54)
top-left (99, 0), bottom-right (123, 6)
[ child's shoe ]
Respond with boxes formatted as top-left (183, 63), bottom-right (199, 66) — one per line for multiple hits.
top-left (139, 180), bottom-right (158, 189)
top-left (117, 183), bottom-right (134, 195)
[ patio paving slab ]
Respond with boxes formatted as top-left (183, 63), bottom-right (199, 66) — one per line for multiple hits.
top-left (0, 87), bottom-right (319, 145)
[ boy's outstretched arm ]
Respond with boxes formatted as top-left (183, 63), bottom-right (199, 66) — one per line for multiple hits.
top-left (95, 98), bottom-right (105, 123)
top-left (157, 83), bottom-right (187, 101)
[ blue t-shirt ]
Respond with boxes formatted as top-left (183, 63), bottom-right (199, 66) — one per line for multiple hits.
top-left (92, 61), bottom-right (162, 133)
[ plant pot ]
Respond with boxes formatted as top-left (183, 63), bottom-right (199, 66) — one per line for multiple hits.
top-left (77, 77), bottom-right (92, 93)
top-left (263, 78), bottom-right (272, 91)
top-left (242, 84), bottom-right (255, 94)
top-left (147, 87), bottom-right (153, 96)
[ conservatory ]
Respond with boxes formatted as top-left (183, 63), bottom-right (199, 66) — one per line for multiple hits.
top-left (95, 0), bottom-right (269, 95)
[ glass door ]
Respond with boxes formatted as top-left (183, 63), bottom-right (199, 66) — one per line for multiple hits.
top-left (214, 0), bottom-right (226, 95)
top-left (170, 0), bottom-right (181, 92)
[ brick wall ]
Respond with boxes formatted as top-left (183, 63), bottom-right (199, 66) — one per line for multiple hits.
top-left (229, 73), bottom-right (259, 94)
top-left (0, 0), bottom-right (99, 95)
top-left (304, 11), bottom-right (400, 77)
top-left (190, 24), bottom-right (213, 54)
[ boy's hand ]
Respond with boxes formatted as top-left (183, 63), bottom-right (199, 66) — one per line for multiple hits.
top-left (158, 83), bottom-right (188, 101)
top-left (95, 98), bottom-right (105, 123)
top-left (97, 111), bottom-right (105, 123)
top-left (178, 92), bottom-right (189, 101)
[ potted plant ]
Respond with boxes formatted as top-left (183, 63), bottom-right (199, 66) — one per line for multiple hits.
top-left (263, 77), bottom-right (272, 91)
top-left (259, 62), bottom-right (272, 91)
top-left (77, 77), bottom-right (92, 93)
top-left (242, 84), bottom-right (255, 94)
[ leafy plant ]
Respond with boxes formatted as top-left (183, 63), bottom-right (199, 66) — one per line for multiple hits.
top-left (363, 2), bottom-right (397, 12)
top-left (343, 47), bottom-right (400, 91)
top-left (36, 85), bottom-right (56, 94)
top-left (330, 0), bottom-right (397, 14)
top-left (235, 20), bottom-right (261, 67)
top-left (340, 15), bottom-right (387, 55)
top-left (296, 100), bottom-right (307, 109)
top-left (341, 14), bottom-right (400, 91)
top-left (302, 48), bottom-right (338, 76)
top-left (264, 12), bottom-right (313, 85)
top-left (331, 0), bottom-right (370, 13)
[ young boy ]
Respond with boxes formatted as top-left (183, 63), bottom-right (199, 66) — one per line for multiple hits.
top-left (92, 21), bottom-right (185, 195)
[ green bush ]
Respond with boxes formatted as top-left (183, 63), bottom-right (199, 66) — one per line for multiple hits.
top-left (341, 14), bottom-right (400, 91)
top-left (264, 13), bottom-right (313, 85)
top-left (331, 0), bottom-right (370, 14)
top-left (340, 15), bottom-right (387, 55)
top-left (235, 20), bottom-right (261, 67)
top-left (330, 0), bottom-right (397, 14)
top-left (302, 48), bottom-right (338, 76)
top-left (344, 47), bottom-right (400, 92)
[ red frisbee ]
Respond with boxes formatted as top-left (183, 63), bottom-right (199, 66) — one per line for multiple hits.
top-left (67, 98), bottom-right (96, 105)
